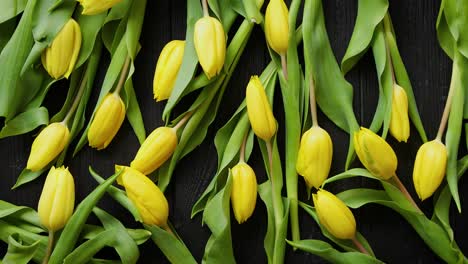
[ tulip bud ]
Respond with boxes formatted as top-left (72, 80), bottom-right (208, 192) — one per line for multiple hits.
top-left (313, 189), bottom-right (356, 240)
top-left (38, 166), bottom-right (75, 231)
top-left (88, 93), bottom-right (126, 150)
top-left (27, 123), bottom-right (70, 172)
top-left (42, 19), bottom-right (81, 79)
top-left (265, 0), bottom-right (289, 55)
top-left (117, 166), bottom-right (169, 227)
top-left (413, 140), bottom-right (447, 201)
top-left (353, 127), bottom-right (397, 180)
top-left (78, 0), bottom-right (123, 15)
top-left (246, 76), bottom-right (277, 141)
top-left (153, 40), bottom-right (185, 101)
top-left (230, 162), bottom-right (257, 224)
top-left (130, 127), bottom-right (178, 175)
top-left (296, 126), bottom-right (333, 189)
top-left (194, 16), bottom-right (226, 79)
top-left (389, 84), bottom-right (410, 142)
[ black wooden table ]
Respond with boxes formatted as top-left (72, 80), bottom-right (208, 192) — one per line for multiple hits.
top-left (0, 1), bottom-right (465, 263)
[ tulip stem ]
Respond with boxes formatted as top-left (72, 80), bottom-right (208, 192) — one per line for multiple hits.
top-left (383, 13), bottom-right (396, 84)
top-left (62, 67), bottom-right (90, 125)
top-left (391, 174), bottom-right (423, 214)
top-left (202, 0), bottom-right (209, 17)
top-left (436, 62), bottom-right (458, 141)
top-left (43, 231), bottom-right (54, 264)
top-left (280, 54), bottom-right (288, 80)
top-left (266, 140), bottom-right (283, 226)
top-left (239, 132), bottom-right (248, 163)
top-left (309, 75), bottom-right (318, 127)
top-left (113, 56), bottom-right (131, 96)
top-left (163, 224), bottom-right (176, 238)
top-left (351, 236), bottom-right (369, 255)
top-left (173, 112), bottom-right (193, 132)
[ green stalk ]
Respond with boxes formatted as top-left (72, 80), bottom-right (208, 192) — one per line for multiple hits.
top-left (283, 0), bottom-right (302, 243)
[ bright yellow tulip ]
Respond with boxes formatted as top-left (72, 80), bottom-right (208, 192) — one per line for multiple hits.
top-left (413, 140), bottom-right (447, 201)
top-left (354, 127), bottom-right (398, 180)
top-left (389, 84), bottom-right (410, 142)
top-left (78, 0), bottom-right (123, 15)
top-left (27, 123), bottom-right (70, 172)
top-left (153, 40), bottom-right (185, 101)
top-left (38, 166), bottom-right (75, 231)
top-left (313, 189), bottom-right (356, 240)
top-left (193, 16), bottom-right (226, 79)
top-left (42, 19), bottom-right (81, 79)
top-left (88, 93), bottom-right (126, 150)
top-left (246, 76), bottom-right (277, 141)
top-left (265, 0), bottom-right (289, 55)
top-left (231, 162), bottom-right (257, 224)
top-left (296, 126), bottom-right (333, 189)
top-left (117, 166), bottom-right (169, 227)
top-left (130, 127), bottom-right (178, 175)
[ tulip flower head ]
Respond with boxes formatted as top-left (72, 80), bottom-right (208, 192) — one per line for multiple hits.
top-left (42, 19), bottom-right (81, 79)
top-left (153, 40), bottom-right (185, 101)
top-left (313, 189), bottom-right (356, 240)
top-left (88, 93), bottom-right (126, 150)
top-left (117, 166), bottom-right (169, 227)
top-left (38, 166), bottom-right (75, 232)
top-left (194, 16), bottom-right (226, 79)
top-left (246, 76), bottom-right (277, 141)
top-left (389, 84), bottom-right (410, 142)
top-left (265, 0), bottom-right (289, 55)
top-left (131, 127), bottom-right (178, 175)
top-left (78, 0), bottom-right (123, 15)
top-left (296, 126), bottom-right (333, 189)
top-left (354, 127), bottom-right (398, 180)
top-left (27, 122), bottom-right (70, 172)
top-left (413, 140), bottom-right (447, 201)
top-left (231, 162), bottom-right (258, 224)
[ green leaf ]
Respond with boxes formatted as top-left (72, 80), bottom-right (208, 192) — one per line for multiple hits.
top-left (2, 234), bottom-right (40, 264)
top-left (48, 170), bottom-right (121, 264)
top-left (0, 18), bottom-right (16, 52)
top-left (81, 224), bottom-right (150, 245)
top-left (93, 208), bottom-right (139, 264)
top-left (0, 0), bottom-right (27, 24)
top-left (163, 0), bottom-right (202, 121)
top-left (288, 239), bottom-right (384, 264)
top-left (63, 229), bottom-right (116, 264)
top-left (0, 0), bottom-right (36, 119)
top-left (202, 174), bottom-right (235, 264)
top-left (12, 168), bottom-right (47, 189)
top-left (145, 225), bottom-right (197, 264)
top-left (303, 0), bottom-right (359, 169)
top-left (341, 0), bottom-right (388, 74)
top-left (337, 187), bottom-right (466, 263)
top-left (101, 0), bottom-right (132, 52)
top-left (0, 107), bottom-right (48, 138)
top-left (122, 79), bottom-right (146, 144)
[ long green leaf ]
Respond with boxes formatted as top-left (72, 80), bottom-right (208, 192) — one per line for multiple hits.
top-left (2, 234), bottom-right (40, 264)
top-left (0, 0), bottom-right (27, 23)
top-left (146, 225), bottom-right (197, 264)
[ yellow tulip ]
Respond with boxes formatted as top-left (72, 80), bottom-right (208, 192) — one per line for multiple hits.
top-left (194, 16), bottom-right (226, 79)
top-left (313, 189), bottom-right (356, 240)
top-left (354, 127), bottom-right (398, 180)
top-left (38, 166), bottom-right (75, 231)
top-left (130, 127), bottom-right (178, 175)
top-left (42, 19), bottom-right (81, 79)
top-left (265, 0), bottom-right (289, 55)
top-left (230, 162), bottom-right (257, 224)
top-left (78, 0), bottom-right (123, 15)
top-left (27, 123), bottom-right (70, 172)
top-left (413, 140), bottom-right (447, 201)
top-left (389, 84), bottom-right (410, 142)
top-left (88, 93), bottom-right (126, 150)
top-left (117, 166), bottom-right (169, 227)
top-left (246, 76), bottom-right (277, 141)
top-left (153, 40), bottom-right (185, 101)
top-left (296, 126), bottom-right (333, 189)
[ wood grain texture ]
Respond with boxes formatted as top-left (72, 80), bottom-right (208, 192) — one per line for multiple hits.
top-left (0, 0), bottom-right (465, 263)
